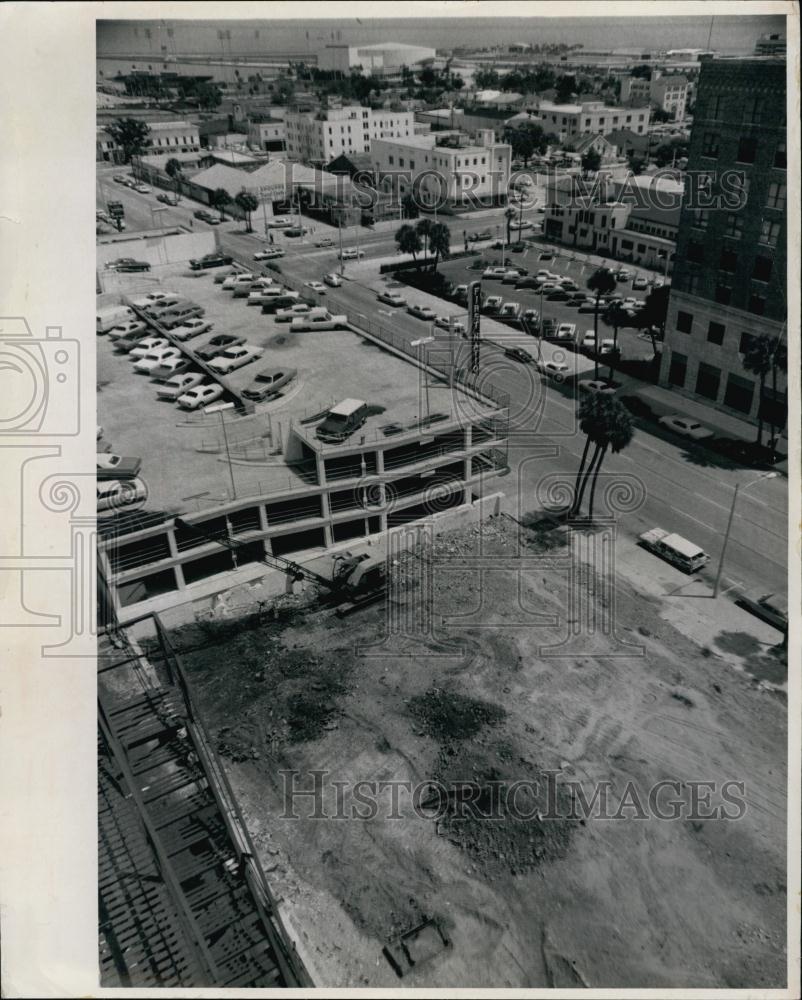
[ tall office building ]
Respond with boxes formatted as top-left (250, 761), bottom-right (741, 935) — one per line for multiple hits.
top-left (658, 56), bottom-right (787, 434)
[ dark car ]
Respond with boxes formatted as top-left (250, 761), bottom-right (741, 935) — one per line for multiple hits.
top-left (504, 347), bottom-right (534, 364)
top-left (194, 334), bottom-right (246, 361)
top-left (96, 454), bottom-right (142, 480)
top-left (620, 394), bottom-right (655, 419)
top-left (546, 288), bottom-right (571, 301)
top-left (734, 591), bottom-right (788, 633)
top-left (114, 258), bottom-right (151, 273)
top-left (538, 251), bottom-right (554, 262)
top-left (156, 193), bottom-right (173, 204)
top-left (193, 209), bottom-right (220, 225)
top-left (241, 366), bottom-right (297, 402)
top-left (284, 227), bottom-right (308, 237)
top-left (509, 242), bottom-right (527, 253)
top-left (708, 437), bottom-right (781, 468)
top-left (516, 276), bottom-right (540, 289)
top-left (189, 253), bottom-right (234, 271)
top-left (468, 229), bottom-right (493, 242)
top-left (567, 292), bottom-right (588, 305)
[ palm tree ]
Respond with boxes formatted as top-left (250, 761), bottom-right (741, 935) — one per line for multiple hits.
top-left (416, 218), bottom-right (432, 261)
top-left (570, 394), bottom-right (633, 519)
top-left (504, 205), bottom-right (516, 246)
top-left (210, 188), bottom-right (232, 221)
top-left (587, 267), bottom-right (617, 379)
top-left (428, 222), bottom-right (450, 274)
top-left (742, 334), bottom-right (775, 447)
top-left (604, 301), bottom-right (627, 380)
top-left (165, 158), bottom-right (183, 205)
top-left (234, 190), bottom-right (259, 232)
top-left (395, 223), bottom-right (422, 269)
top-left (769, 338), bottom-right (787, 449)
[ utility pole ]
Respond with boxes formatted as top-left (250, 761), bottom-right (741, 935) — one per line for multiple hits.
top-left (219, 409), bottom-right (237, 500)
top-left (713, 472), bottom-right (777, 597)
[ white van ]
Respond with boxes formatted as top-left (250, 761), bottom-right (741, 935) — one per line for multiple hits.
top-left (97, 304), bottom-right (135, 334)
top-left (639, 528), bottom-right (709, 574)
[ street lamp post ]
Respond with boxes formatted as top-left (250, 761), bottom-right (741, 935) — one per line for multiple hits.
top-left (713, 471), bottom-right (778, 597)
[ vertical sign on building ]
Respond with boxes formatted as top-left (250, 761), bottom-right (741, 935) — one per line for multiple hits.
top-left (468, 280), bottom-right (481, 374)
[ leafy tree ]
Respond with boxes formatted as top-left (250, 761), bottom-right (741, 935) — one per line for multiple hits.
top-left (474, 67), bottom-right (500, 89)
top-left (555, 74), bottom-right (577, 103)
top-left (428, 222), bottom-right (450, 273)
top-left (571, 395), bottom-right (634, 519)
top-left (581, 147), bottom-right (602, 174)
top-left (164, 157), bottom-right (184, 204)
top-left (628, 154), bottom-right (645, 175)
top-left (638, 283), bottom-right (670, 359)
top-left (587, 268), bottom-right (617, 379)
top-left (416, 217), bottom-right (433, 258)
top-left (503, 121), bottom-right (549, 167)
top-left (210, 188), bottom-right (233, 221)
top-left (395, 223), bottom-right (422, 268)
top-left (401, 192), bottom-right (419, 220)
top-left (742, 334), bottom-right (777, 447)
top-left (234, 190), bottom-right (259, 232)
top-left (768, 340), bottom-right (787, 447)
top-left (106, 118), bottom-right (151, 163)
top-left (196, 81), bottom-right (222, 110)
top-left (420, 66), bottom-right (438, 87)
top-left (631, 64), bottom-right (652, 80)
top-left (651, 107), bottom-right (673, 123)
top-left (450, 73), bottom-right (465, 91)
top-left (533, 66), bottom-right (556, 92)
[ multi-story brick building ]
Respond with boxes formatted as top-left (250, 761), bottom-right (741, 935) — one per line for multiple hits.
top-left (658, 56), bottom-right (787, 433)
top-left (285, 105), bottom-right (414, 165)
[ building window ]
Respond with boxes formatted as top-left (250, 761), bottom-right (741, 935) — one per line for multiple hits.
top-left (767, 182), bottom-right (786, 210)
top-left (676, 310), bottom-right (693, 334)
top-left (695, 362), bottom-right (721, 401)
top-left (725, 213), bottom-right (743, 238)
top-left (388, 155), bottom-right (394, 165)
top-left (748, 291), bottom-right (766, 315)
top-left (668, 351), bottom-right (687, 388)
top-left (701, 132), bottom-right (719, 157)
top-left (707, 321), bottom-right (725, 345)
top-left (759, 220), bottom-right (781, 246)
top-left (774, 141), bottom-right (786, 169)
top-left (690, 209), bottom-right (709, 229)
top-left (742, 97), bottom-right (762, 124)
top-left (736, 136), bottom-right (758, 164)
top-left (739, 331), bottom-right (756, 354)
top-left (686, 240), bottom-right (705, 263)
top-left (711, 94), bottom-right (723, 119)
top-left (724, 373), bottom-right (754, 413)
top-left (752, 255), bottom-right (773, 282)
top-left (685, 271), bottom-right (700, 295)
top-left (719, 248), bottom-right (738, 273)
top-left (714, 281), bottom-right (732, 305)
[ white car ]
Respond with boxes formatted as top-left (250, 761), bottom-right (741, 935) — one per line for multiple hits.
top-left (339, 248), bottom-right (365, 260)
top-left (482, 267), bottom-right (507, 279)
top-left (377, 290), bottom-right (407, 307)
top-left (171, 318), bottom-right (212, 341)
top-left (266, 216), bottom-right (293, 228)
top-left (253, 248), bottom-right (285, 260)
top-left (133, 347), bottom-right (182, 374)
top-left (290, 310), bottom-right (347, 332)
top-left (658, 415), bottom-right (715, 440)
top-left (208, 344), bottom-right (264, 374)
top-left (156, 372), bottom-right (205, 401)
top-left (305, 281), bottom-right (327, 293)
top-left (108, 320), bottom-right (147, 340)
top-left (149, 355), bottom-right (192, 379)
top-left (434, 316), bottom-right (466, 334)
top-left (97, 478), bottom-right (147, 513)
top-left (133, 183), bottom-right (151, 194)
top-left (578, 379), bottom-right (618, 395)
top-left (633, 276), bottom-right (649, 290)
top-left (129, 336), bottom-right (170, 359)
top-left (554, 323), bottom-right (576, 341)
top-left (251, 287), bottom-right (296, 306)
top-left (323, 273), bottom-right (342, 287)
top-left (232, 276), bottom-right (263, 296)
top-left (222, 272), bottom-right (255, 290)
top-left (276, 303), bottom-right (314, 322)
top-left (131, 291), bottom-right (177, 308)
top-left (537, 360), bottom-right (570, 381)
top-left (177, 383), bottom-right (225, 410)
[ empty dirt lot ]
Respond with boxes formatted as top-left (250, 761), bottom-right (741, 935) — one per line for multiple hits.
top-left (167, 514), bottom-right (787, 989)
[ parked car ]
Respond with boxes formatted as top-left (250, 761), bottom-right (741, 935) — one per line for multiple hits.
top-left (290, 310), bottom-right (348, 332)
top-left (434, 316), bottom-right (466, 334)
top-left (499, 302), bottom-right (521, 320)
top-left (241, 366), bottom-right (297, 402)
top-left (171, 318), bottom-right (212, 341)
top-left (131, 291), bottom-right (178, 309)
top-left (156, 372), bottom-right (205, 401)
top-left (194, 334), bottom-right (246, 361)
top-left (468, 229), bottom-right (493, 242)
top-left (129, 336), bottom-right (170, 359)
top-left (407, 304), bottom-right (437, 321)
top-left (108, 320), bottom-right (147, 340)
top-left (156, 193), bottom-right (173, 204)
top-left (567, 292), bottom-right (588, 306)
top-left (284, 227), bottom-right (308, 237)
top-left (315, 237), bottom-right (335, 248)
top-left (482, 295), bottom-right (503, 315)
top-left (189, 252), bottom-right (233, 270)
top-left (214, 267), bottom-right (240, 284)
top-left (339, 248), bottom-right (365, 260)
top-left (502, 270), bottom-right (523, 284)
top-left (193, 209), bottom-right (220, 225)
top-left (149, 355), bottom-right (193, 379)
top-left (547, 288), bottom-right (571, 301)
top-left (639, 527), bottom-right (709, 574)
top-left (266, 216), bottom-right (293, 228)
top-left (208, 344), bottom-right (264, 374)
top-left (97, 478), bottom-right (147, 513)
top-left (113, 257), bottom-right (151, 273)
top-left (323, 272), bottom-right (342, 287)
top-left (540, 318), bottom-right (558, 338)
top-left (521, 308), bottom-right (540, 331)
top-left (504, 346), bottom-right (534, 363)
top-left (276, 303), bottom-right (315, 322)
top-left (96, 453), bottom-right (142, 480)
top-left (305, 280), bottom-right (327, 293)
top-left (734, 591), bottom-right (788, 633)
top-left (537, 359), bottom-right (570, 381)
top-left (578, 297), bottom-right (601, 313)
top-left (159, 304), bottom-right (205, 329)
top-left (633, 275), bottom-right (649, 290)
top-left (658, 414), bottom-right (714, 440)
top-left (616, 269), bottom-right (632, 282)
top-left (708, 437), bottom-right (780, 468)
top-left (538, 252), bottom-right (554, 262)
top-left (231, 275), bottom-right (264, 296)
top-left (133, 347), bottom-right (182, 374)
top-left (620, 394), bottom-right (655, 419)
top-left (482, 266), bottom-right (507, 279)
top-left (377, 290), bottom-right (407, 307)
top-left (253, 247), bottom-right (285, 261)
top-left (222, 272), bottom-right (255, 290)
top-left (249, 286), bottom-right (291, 306)
top-left (515, 276), bottom-right (541, 289)
top-left (453, 284), bottom-right (469, 301)
top-left (578, 379), bottom-right (620, 395)
top-left (176, 383), bottom-right (225, 410)
top-left (260, 293), bottom-right (302, 313)
top-left (316, 398), bottom-right (370, 443)
top-left (554, 323), bottom-right (576, 341)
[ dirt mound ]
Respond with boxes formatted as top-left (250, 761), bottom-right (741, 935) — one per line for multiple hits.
top-left (408, 688), bottom-right (506, 742)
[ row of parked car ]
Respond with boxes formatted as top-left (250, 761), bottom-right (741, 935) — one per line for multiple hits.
top-left (214, 269), bottom-right (349, 331)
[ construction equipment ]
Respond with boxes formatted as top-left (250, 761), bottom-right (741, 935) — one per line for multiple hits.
top-left (173, 519), bottom-right (386, 608)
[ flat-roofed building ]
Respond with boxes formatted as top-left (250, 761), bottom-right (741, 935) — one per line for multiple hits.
top-left (533, 99), bottom-right (651, 140)
top-left (285, 105), bottom-right (414, 165)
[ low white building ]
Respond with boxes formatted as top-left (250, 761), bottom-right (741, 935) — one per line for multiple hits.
top-left (372, 130), bottom-right (511, 207)
top-left (146, 120), bottom-right (201, 152)
top-left (317, 41), bottom-right (436, 76)
top-left (285, 105), bottom-right (414, 165)
top-left (533, 100), bottom-right (651, 140)
top-left (248, 120), bottom-right (287, 152)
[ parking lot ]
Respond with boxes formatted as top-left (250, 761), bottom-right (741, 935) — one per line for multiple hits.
top-left (98, 261), bottom-right (466, 511)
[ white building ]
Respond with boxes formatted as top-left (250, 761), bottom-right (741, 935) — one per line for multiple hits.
top-left (372, 130), bottom-right (511, 207)
top-left (317, 41), bottom-right (436, 76)
top-left (146, 120), bottom-right (201, 152)
top-left (285, 105), bottom-right (414, 165)
top-left (248, 120), bottom-right (286, 152)
top-left (533, 100), bottom-right (651, 140)
top-left (620, 71), bottom-right (688, 121)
